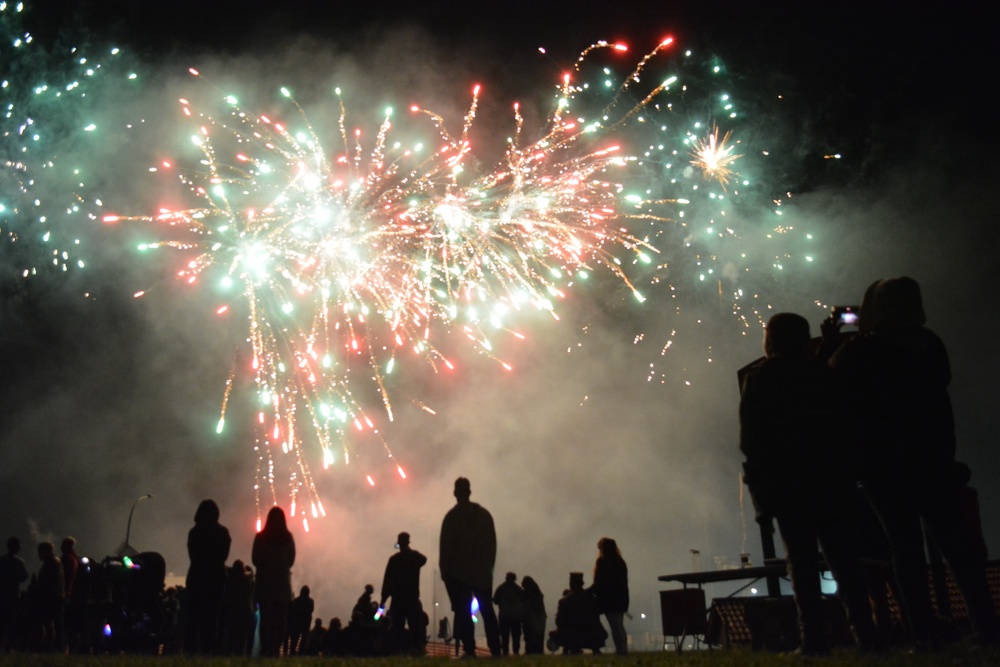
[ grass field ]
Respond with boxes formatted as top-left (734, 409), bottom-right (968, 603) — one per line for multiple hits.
top-left (1, 643), bottom-right (999, 667)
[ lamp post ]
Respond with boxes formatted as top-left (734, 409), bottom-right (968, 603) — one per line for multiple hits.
top-left (117, 494), bottom-right (153, 557)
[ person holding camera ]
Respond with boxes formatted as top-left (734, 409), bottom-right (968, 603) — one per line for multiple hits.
top-left (740, 312), bottom-right (879, 655)
top-left (825, 277), bottom-right (999, 649)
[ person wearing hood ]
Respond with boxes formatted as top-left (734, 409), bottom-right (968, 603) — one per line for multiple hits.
top-left (826, 277), bottom-right (999, 649)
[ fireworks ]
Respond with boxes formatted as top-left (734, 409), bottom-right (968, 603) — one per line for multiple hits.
top-left (1, 0), bottom-right (138, 279)
top-left (105, 38), bottom-right (762, 523)
top-left (689, 126), bottom-right (741, 189)
top-left (613, 51), bottom-right (818, 349)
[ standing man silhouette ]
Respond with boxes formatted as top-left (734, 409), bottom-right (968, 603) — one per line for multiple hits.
top-left (493, 571), bottom-right (526, 655)
top-left (380, 531), bottom-right (428, 653)
top-left (439, 477), bottom-right (501, 657)
top-left (741, 312), bottom-right (879, 655)
top-left (0, 537), bottom-right (29, 651)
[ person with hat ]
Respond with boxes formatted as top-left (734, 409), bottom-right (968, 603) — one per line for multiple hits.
top-left (380, 531), bottom-right (428, 653)
top-left (439, 477), bottom-right (501, 657)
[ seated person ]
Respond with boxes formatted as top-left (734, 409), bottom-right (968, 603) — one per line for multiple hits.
top-left (549, 572), bottom-right (607, 654)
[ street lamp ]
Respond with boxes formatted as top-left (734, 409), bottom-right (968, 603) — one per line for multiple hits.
top-left (117, 494), bottom-right (153, 557)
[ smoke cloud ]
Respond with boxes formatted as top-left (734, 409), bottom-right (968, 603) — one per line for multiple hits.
top-left (2, 1), bottom-right (996, 648)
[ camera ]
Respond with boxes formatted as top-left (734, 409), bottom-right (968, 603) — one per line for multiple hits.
top-left (831, 305), bottom-right (860, 326)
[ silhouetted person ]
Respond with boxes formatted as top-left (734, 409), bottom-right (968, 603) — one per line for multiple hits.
top-left (552, 571), bottom-right (606, 654)
top-left (59, 537), bottom-right (85, 653)
top-left (436, 616), bottom-right (451, 645)
top-left (223, 559), bottom-right (254, 656)
top-left (0, 537), bottom-right (29, 652)
top-left (33, 541), bottom-right (64, 652)
top-left (322, 616), bottom-right (344, 656)
top-left (380, 531), bottom-right (428, 654)
top-left (741, 312), bottom-right (880, 654)
top-left (439, 476), bottom-right (501, 657)
top-left (287, 584), bottom-right (314, 655)
top-left (253, 506), bottom-right (296, 657)
top-left (184, 499), bottom-right (231, 654)
top-left (304, 616), bottom-right (325, 655)
top-left (352, 584), bottom-right (375, 620)
top-left (521, 575), bottom-right (547, 655)
top-left (590, 537), bottom-right (629, 655)
top-left (342, 609), bottom-right (375, 656)
top-left (827, 277), bottom-right (1000, 649)
top-left (493, 571), bottom-right (526, 655)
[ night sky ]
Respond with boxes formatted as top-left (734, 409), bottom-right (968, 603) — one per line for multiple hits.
top-left (3, 0), bottom-right (999, 646)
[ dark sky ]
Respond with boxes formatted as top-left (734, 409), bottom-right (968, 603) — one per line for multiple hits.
top-left (3, 0), bottom-right (1000, 643)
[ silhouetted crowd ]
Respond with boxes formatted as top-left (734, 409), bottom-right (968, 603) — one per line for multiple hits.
top-left (7, 275), bottom-right (989, 658)
top-left (0, 478), bottom-right (628, 657)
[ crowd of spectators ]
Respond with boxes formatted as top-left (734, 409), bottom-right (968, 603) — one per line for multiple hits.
top-left (0, 485), bottom-right (627, 657)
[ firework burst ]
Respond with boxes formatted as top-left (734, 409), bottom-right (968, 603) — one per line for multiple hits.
top-left (690, 126), bottom-right (741, 189)
top-left (106, 38), bottom-right (754, 523)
